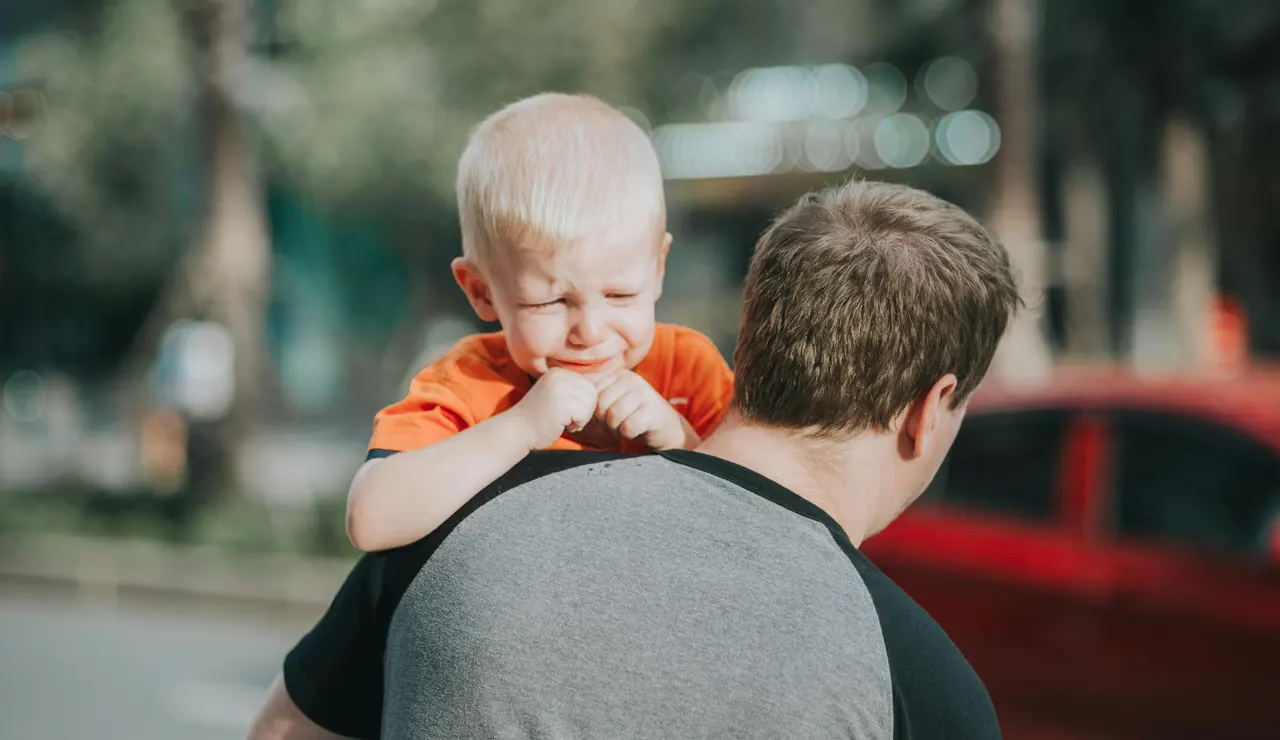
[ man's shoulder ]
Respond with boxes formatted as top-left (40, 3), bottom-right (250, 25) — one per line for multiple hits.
top-left (377, 450), bottom-right (793, 600)
top-left (369, 451), bottom-right (631, 613)
top-left (488, 450), bottom-right (633, 491)
top-left (392, 451), bottom-right (632, 546)
top-left (842, 549), bottom-right (1003, 738)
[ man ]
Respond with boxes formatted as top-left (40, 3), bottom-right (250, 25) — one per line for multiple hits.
top-left (249, 179), bottom-right (1020, 740)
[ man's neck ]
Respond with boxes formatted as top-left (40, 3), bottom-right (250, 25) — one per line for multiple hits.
top-left (694, 413), bottom-right (884, 546)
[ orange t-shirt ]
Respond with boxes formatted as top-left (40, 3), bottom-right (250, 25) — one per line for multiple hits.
top-left (368, 323), bottom-right (735, 455)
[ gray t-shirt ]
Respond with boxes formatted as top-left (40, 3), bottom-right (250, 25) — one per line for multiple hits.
top-left (284, 450), bottom-right (1000, 739)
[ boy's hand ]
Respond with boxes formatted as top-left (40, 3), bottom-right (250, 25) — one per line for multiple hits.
top-left (593, 370), bottom-right (695, 451)
top-left (510, 368), bottom-right (599, 451)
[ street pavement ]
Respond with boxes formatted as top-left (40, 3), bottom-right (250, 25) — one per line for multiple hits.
top-left (0, 584), bottom-right (322, 740)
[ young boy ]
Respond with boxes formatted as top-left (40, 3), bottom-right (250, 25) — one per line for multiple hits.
top-left (345, 93), bottom-right (735, 551)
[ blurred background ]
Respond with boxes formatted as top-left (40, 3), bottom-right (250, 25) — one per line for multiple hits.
top-left (2, 0), bottom-right (1280, 738)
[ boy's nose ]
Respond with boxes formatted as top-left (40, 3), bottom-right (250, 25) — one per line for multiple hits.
top-left (568, 306), bottom-right (608, 347)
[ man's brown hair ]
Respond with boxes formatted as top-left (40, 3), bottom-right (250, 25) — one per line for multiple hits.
top-left (733, 179), bottom-right (1021, 436)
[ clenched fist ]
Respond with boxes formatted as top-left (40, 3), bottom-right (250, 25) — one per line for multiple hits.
top-left (592, 370), bottom-right (696, 451)
top-left (508, 368), bottom-right (600, 451)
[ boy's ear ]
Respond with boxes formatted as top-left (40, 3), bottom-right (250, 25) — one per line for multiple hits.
top-left (654, 231), bottom-right (673, 301)
top-left (451, 258), bottom-right (499, 323)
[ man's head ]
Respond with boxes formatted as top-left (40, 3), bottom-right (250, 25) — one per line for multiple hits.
top-left (451, 93), bottom-right (670, 377)
top-left (732, 179), bottom-right (1020, 532)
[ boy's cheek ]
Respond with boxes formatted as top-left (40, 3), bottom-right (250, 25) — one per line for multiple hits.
top-left (620, 311), bottom-right (658, 346)
top-left (507, 317), bottom-right (565, 356)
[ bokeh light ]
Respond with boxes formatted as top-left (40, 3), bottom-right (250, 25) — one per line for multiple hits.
top-left (803, 120), bottom-right (855, 172)
top-left (853, 117), bottom-right (887, 170)
top-left (729, 66), bottom-right (816, 123)
top-left (812, 64), bottom-right (868, 119)
top-left (862, 62), bottom-right (908, 115)
top-left (654, 122), bottom-right (784, 179)
top-left (935, 109), bottom-right (1001, 165)
top-left (919, 56), bottom-right (978, 111)
top-left (3, 370), bottom-right (46, 422)
top-left (874, 114), bottom-right (931, 168)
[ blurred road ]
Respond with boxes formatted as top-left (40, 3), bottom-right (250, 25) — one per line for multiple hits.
top-left (0, 584), bottom-right (320, 740)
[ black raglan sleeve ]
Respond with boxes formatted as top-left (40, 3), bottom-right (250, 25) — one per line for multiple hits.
top-left (283, 552), bottom-right (391, 739)
top-left (845, 551), bottom-right (1003, 740)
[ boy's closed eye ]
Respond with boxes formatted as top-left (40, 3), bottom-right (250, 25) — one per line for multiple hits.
top-left (520, 298), bottom-right (566, 311)
top-left (520, 291), bottom-right (638, 310)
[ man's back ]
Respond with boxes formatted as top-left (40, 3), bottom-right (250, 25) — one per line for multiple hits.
top-left (284, 451), bottom-right (1000, 739)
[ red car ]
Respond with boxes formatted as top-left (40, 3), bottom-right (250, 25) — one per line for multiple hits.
top-left (861, 367), bottom-right (1280, 740)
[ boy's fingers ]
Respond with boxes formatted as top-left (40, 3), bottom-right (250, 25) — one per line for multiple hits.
top-left (590, 370), bottom-right (623, 389)
top-left (605, 390), bottom-right (644, 430)
top-left (557, 384), bottom-right (596, 434)
top-left (595, 378), bottom-right (629, 417)
top-left (594, 392), bottom-right (615, 419)
top-left (610, 405), bottom-right (644, 440)
top-left (580, 386), bottom-right (602, 416)
top-left (572, 393), bottom-right (595, 419)
top-left (617, 407), bottom-right (656, 441)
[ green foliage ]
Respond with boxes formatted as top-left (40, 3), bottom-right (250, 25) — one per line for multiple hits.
top-left (14, 0), bottom-right (196, 292)
top-left (255, 0), bottom-right (689, 208)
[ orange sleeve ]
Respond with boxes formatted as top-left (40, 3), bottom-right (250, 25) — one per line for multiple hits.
top-left (667, 327), bottom-right (735, 438)
top-left (367, 362), bottom-right (476, 454)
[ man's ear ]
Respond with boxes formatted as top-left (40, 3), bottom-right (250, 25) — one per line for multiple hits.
top-left (900, 374), bottom-right (959, 460)
top-left (451, 258), bottom-right (499, 323)
top-left (654, 231), bottom-right (673, 301)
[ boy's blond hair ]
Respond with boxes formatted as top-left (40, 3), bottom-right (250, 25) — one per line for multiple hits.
top-left (456, 93), bottom-right (665, 265)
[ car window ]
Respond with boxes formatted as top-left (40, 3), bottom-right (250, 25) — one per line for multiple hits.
top-left (1110, 410), bottom-right (1280, 561)
top-left (920, 409), bottom-right (1067, 522)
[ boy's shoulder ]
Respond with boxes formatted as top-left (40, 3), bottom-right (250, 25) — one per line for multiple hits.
top-left (653, 322), bottom-right (720, 352)
top-left (444, 330), bottom-right (511, 364)
top-left (639, 324), bottom-right (732, 406)
top-left (651, 323), bottom-right (727, 366)
top-left (413, 330), bottom-right (518, 383)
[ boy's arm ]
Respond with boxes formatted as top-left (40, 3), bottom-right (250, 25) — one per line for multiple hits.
top-left (346, 412), bottom-right (534, 551)
top-left (346, 368), bottom-right (598, 552)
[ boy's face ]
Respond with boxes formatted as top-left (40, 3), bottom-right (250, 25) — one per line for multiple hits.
top-left (454, 216), bottom-right (671, 378)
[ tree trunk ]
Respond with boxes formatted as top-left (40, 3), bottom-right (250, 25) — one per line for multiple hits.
top-left (1059, 159), bottom-right (1111, 358)
top-left (986, 0), bottom-right (1053, 381)
top-left (122, 0), bottom-right (271, 509)
top-left (188, 0), bottom-right (272, 500)
top-left (1159, 118), bottom-right (1216, 370)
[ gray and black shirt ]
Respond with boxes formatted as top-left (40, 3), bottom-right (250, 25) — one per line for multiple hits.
top-left (284, 450), bottom-right (1001, 739)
